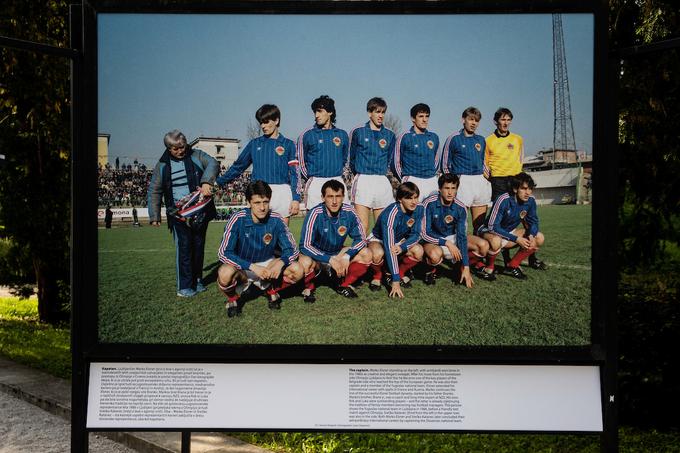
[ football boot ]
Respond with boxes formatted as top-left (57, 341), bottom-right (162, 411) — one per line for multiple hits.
top-left (502, 266), bottom-right (528, 280)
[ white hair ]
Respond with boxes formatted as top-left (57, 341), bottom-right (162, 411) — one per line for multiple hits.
top-left (163, 129), bottom-right (187, 148)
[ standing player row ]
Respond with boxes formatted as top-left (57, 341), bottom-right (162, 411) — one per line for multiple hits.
top-left (215, 95), bottom-right (525, 237)
top-left (216, 176), bottom-right (546, 318)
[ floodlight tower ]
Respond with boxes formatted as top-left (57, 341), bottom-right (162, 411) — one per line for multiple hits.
top-left (552, 13), bottom-right (577, 168)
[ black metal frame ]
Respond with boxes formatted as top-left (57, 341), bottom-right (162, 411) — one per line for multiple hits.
top-left (64, 1), bottom-right (618, 451)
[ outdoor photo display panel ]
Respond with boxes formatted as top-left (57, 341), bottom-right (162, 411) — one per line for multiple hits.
top-left (96, 11), bottom-right (595, 348)
top-left (80, 0), bottom-right (612, 436)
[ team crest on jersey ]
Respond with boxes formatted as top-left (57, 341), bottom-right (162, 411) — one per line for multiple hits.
top-left (444, 215), bottom-right (453, 224)
top-left (378, 138), bottom-right (387, 149)
top-left (275, 146), bottom-right (285, 156)
top-left (263, 232), bottom-right (273, 245)
top-left (427, 140), bottom-right (434, 149)
top-left (406, 218), bottom-right (415, 228)
top-left (475, 143), bottom-right (482, 151)
top-left (333, 136), bottom-right (342, 147)
top-left (519, 210), bottom-right (527, 219)
top-left (337, 225), bottom-right (347, 236)
top-left (507, 143), bottom-right (515, 150)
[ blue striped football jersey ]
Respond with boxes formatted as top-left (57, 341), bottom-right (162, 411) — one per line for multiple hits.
top-left (296, 125), bottom-right (349, 179)
top-left (392, 126), bottom-right (441, 180)
top-left (299, 203), bottom-right (366, 263)
top-left (442, 129), bottom-right (488, 176)
top-left (481, 193), bottom-right (539, 242)
top-left (218, 209), bottom-right (298, 270)
top-left (420, 193), bottom-right (469, 266)
top-left (217, 134), bottom-right (301, 201)
top-left (348, 122), bottom-right (396, 175)
top-left (371, 202), bottom-right (424, 281)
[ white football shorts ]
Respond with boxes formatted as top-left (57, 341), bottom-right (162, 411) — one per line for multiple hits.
top-left (402, 175), bottom-right (439, 202)
top-left (269, 184), bottom-right (293, 218)
top-left (456, 174), bottom-right (492, 207)
top-left (350, 174), bottom-right (394, 209)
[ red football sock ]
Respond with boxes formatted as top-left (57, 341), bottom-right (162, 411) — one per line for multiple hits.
top-left (218, 281), bottom-right (239, 304)
top-left (399, 256), bottom-right (420, 279)
top-left (486, 250), bottom-right (500, 270)
top-left (509, 248), bottom-right (535, 268)
top-left (303, 270), bottom-right (317, 291)
top-left (371, 260), bottom-right (384, 282)
top-left (267, 276), bottom-right (295, 295)
top-left (468, 251), bottom-right (484, 269)
top-left (341, 261), bottom-right (369, 287)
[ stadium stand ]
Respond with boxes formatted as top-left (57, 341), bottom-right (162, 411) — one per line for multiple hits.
top-left (98, 164), bottom-right (251, 208)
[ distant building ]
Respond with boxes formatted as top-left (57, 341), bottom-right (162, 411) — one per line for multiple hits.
top-left (523, 148), bottom-right (584, 171)
top-left (188, 136), bottom-right (241, 171)
top-left (522, 148), bottom-right (593, 205)
top-left (98, 133), bottom-right (110, 168)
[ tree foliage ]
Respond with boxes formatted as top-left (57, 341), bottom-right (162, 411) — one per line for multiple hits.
top-left (610, 0), bottom-right (680, 266)
top-left (383, 113), bottom-right (402, 135)
top-left (0, 1), bottom-right (71, 322)
top-left (610, 0), bottom-right (680, 430)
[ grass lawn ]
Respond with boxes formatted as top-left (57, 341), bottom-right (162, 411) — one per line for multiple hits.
top-left (98, 205), bottom-right (591, 345)
top-left (0, 297), bottom-right (71, 379)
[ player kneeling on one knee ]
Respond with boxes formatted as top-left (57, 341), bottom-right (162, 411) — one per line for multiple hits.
top-left (298, 179), bottom-right (372, 300)
top-left (216, 181), bottom-right (303, 317)
top-left (368, 182), bottom-right (424, 298)
top-left (421, 174), bottom-right (489, 289)
top-left (478, 172), bottom-right (546, 280)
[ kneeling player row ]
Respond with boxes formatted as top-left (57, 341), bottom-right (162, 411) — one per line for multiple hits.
top-left (216, 174), bottom-right (546, 317)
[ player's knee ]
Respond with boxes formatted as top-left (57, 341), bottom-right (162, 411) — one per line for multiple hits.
top-left (357, 247), bottom-right (372, 264)
top-left (298, 255), bottom-right (313, 273)
top-left (425, 245), bottom-right (442, 262)
top-left (285, 262), bottom-right (304, 282)
top-left (217, 263), bottom-right (237, 284)
top-left (486, 235), bottom-right (501, 251)
top-left (408, 244), bottom-right (424, 260)
top-left (476, 239), bottom-right (490, 256)
top-left (536, 232), bottom-right (545, 247)
top-left (370, 248), bottom-right (384, 264)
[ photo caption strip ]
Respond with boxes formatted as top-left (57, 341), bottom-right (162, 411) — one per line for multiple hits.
top-left (87, 363), bottom-right (602, 431)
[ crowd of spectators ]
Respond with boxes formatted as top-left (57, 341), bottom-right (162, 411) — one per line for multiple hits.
top-left (98, 162), bottom-right (251, 208)
top-left (98, 163), bottom-right (151, 207)
top-left (212, 172), bottom-right (250, 205)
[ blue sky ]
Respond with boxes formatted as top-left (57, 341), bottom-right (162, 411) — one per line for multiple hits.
top-left (98, 13), bottom-right (594, 166)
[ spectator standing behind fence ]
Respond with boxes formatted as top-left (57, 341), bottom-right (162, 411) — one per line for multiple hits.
top-left (132, 206), bottom-right (140, 227)
top-left (104, 206), bottom-right (113, 229)
top-left (147, 129), bottom-right (219, 298)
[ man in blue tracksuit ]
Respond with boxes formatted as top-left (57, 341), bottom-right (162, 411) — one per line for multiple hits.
top-left (217, 104), bottom-right (300, 224)
top-left (367, 182), bottom-right (424, 298)
top-left (147, 129), bottom-right (219, 297)
top-left (392, 103), bottom-right (441, 202)
top-left (297, 95), bottom-right (350, 209)
top-left (348, 97), bottom-right (396, 233)
top-left (298, 179), bottom-right (372, 300)
top-left (217, 180), bottom-right (303, 317)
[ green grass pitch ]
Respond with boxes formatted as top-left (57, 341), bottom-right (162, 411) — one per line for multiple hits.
top-left (98, 205), bottom-right (591, 346)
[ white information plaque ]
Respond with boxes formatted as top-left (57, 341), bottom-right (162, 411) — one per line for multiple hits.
top-left (87, 363), bottom-right (602, 431)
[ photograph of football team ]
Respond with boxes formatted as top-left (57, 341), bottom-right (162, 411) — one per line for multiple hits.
top-left (97, 13), bottom-right (593, 346)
